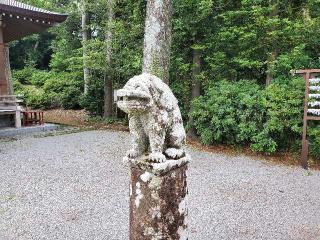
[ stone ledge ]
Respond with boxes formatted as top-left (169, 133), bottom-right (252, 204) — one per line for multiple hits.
top-left (0, 123), bottom-right (59, 137)
top-left (124, 154), bottom-right (190, 176)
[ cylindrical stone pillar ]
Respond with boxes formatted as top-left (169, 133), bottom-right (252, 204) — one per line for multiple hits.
top-left (129, 156), bottom-right (189, 240)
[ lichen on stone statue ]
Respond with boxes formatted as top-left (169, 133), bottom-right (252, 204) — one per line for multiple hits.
top-left (117, 73), bottom-right (186, 163)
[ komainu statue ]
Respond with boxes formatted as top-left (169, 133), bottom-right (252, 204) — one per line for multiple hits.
top-left (117, 73), bottom-right (186, 163)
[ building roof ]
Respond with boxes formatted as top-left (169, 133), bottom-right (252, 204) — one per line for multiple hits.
top-left (0, 0), bottom-right (67, 43)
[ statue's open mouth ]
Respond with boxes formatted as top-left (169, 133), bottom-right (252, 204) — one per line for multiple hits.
top-left (118, 96), bottom-right (149, 102)
top-left (117, 89), bottom-right (151, 104)
top-left (116, 89), bottom-right (151, 111)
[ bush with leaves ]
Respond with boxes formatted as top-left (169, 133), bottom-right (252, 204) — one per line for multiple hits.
top-left (192, 80), bottom-right (265, 146)
top-left (251, 77), bottom-right (305, 154)
top-left (79, 77), bottom-right (104, 116)
top-left (308, 126), bottom-right (320, 159)
top-left (12, 68), bottom-right (82, 110)
top-left (191, 76), bottom-right (308, 156)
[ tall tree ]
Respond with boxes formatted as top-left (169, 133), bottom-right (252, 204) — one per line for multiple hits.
top-left (103, 0), bottom-right (114, 118)
top-left (265, 0), bottom-right (279, 86)
top-left (81, 0), bottom-right (91, 94)
top-left (142, 0), bottom-right (173, 83)
top-left (187, 42), bottom-right (201, 138)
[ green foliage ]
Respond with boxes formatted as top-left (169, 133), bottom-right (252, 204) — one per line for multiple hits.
top-left (79, 77), bottom-right (104, 116)
top-left (273, 45), bottom-right (314, 78)
top-left (309, 126), bottom-right (320, 159)
top-left (17, 85), bottom-right (55, 109)
top-left (13, 67), bottom-right (82, 109)
top-left (192, 80), bottom-right (265, 145)
top-left (12, 65), bottom-right (35, 85)
top-left (192, 77), bottom-right (307, 155)
top-left (251, 77), bottom-right (305, 153)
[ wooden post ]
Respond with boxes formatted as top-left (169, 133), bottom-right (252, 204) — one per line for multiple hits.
top-left (0, 16), bottom-right (13, 96)
top-left (301, 72), bottom-right (310, 169)
top-left (294, 69), bottom-right (320, 169)
top-left (0, 17), bottom-right (8, 95)
top-left (129, 156), bottom-right (189, 240)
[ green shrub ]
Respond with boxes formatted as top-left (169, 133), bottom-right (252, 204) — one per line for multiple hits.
top-left (16, 85), bottom-right (55, 109)
top-left (309, 126), bottom-right (320, 159)
top-left (191, 77), bottom-right (311, 157)
top-left (13, 69), bottom-right (82, 110)
top-left (79, 77), bottom-right (104, 116)
top-left (170, 79), bottom-right (190, 121)
top-left (42, 72), bottom-right (83, 109)
top-left (12, 65), bottom-right (35, 84)
top-left (192, 80), bottom-right (265, 146)
top-left (251, 77), bottom-right (305, 154)
top-left (13, 67), bottom-right (53, 87)
top-left (29, 70), bottom-right (53, 87)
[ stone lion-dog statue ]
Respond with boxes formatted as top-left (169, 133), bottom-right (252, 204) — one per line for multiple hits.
top-left (117, 73), bottom-right (186, 163)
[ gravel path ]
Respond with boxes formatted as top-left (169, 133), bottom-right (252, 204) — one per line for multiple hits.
top-left (0, 130), bottom-right (320, 240)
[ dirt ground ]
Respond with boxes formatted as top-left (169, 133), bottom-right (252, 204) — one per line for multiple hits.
top-left (44, 109), bottom-right (128, 131)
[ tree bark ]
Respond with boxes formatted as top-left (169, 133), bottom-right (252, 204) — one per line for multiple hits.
top-left (81, 0), bottom-right (91, 95)
top-left (266, 0), bottom-right (279, 86)
top-left (266, 50), bottom-right (277, 86)
top-left (142, 0), bottom-right (173, 84)
top-left (187, 46), bottom-right (201, 138)
top-left (103, 0), bottom-right (114, 118)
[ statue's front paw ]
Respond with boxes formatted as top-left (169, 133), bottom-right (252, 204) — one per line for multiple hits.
top-left (165, 148), bottom-right (185, 159)
top-left (148, 152), bottom-right (166, 163)
top-left (126, 149), bottom-right (139, 159)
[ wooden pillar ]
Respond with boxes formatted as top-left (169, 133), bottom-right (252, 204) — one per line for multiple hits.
top-left (5, 46), bottom-right (13, 95)
top-left (0, 16), bottom-right (13, 96)
top-left (301, 72), bottom-right (310, 169)
top-left (0, 16), bottom-right (7, 95)
top-left (129, 156), bottom-right (189, 240)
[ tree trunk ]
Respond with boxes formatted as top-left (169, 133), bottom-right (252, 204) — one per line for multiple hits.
top-left (81, 0), bottom-right (91, 95)
top-left (187, 46), bottom-right (201, 139)
top-left (266, 50), bottom-right (277, 86)
top-left (266, 0), bottom-right (279, 86)
top-left (103, 0), bottom-right (114, 118)
top-left (142, 0), bottom-right (173, 84)
top-left (33, 40), bottom-right (39, 52)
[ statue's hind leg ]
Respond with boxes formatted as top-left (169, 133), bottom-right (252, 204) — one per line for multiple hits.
top-left (165, 122), bottom-right (186, 159)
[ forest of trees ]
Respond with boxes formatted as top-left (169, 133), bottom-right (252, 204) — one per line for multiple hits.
top-left (9, 0), bottom-right (320, 160)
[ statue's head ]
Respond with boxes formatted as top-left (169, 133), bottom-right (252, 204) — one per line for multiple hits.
top-left (117, 75), bottom-right (153, 114)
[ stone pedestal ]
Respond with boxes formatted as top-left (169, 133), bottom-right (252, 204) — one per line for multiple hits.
top-left (128, 156), bottom-right (189, 240)
top-left (15, 109), bottom-right (21, 128)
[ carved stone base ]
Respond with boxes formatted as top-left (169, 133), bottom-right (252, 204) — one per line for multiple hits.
top-left (129, 156), bottom-right (189, 240)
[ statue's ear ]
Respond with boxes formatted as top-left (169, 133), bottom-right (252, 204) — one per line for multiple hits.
top-left (149, 77), bottom-right (177, 111)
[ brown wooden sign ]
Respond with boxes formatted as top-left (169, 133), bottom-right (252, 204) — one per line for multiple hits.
top-left (294, 69), bottom-right (320, 169)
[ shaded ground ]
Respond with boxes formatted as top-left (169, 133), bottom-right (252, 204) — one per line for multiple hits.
top-left (44, 109), bottom-right (128, 131)
top-left (0, 130), bottom-right (320, 240)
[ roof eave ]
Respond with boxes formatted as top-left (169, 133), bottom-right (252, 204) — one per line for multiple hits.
top-left (0, 3), bottom-right (67, 23)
